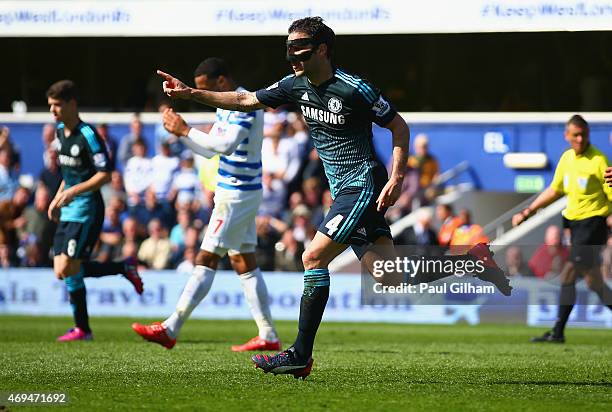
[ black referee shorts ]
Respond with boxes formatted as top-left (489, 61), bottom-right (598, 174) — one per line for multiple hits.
top-left (565, 215), bottom-right (608, 269)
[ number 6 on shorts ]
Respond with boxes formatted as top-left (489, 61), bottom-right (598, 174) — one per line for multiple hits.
top-left (325, 214), bottom-right (344, 236)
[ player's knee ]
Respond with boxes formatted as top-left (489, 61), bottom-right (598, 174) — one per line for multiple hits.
top-left (302, 248), bottom-right (323, 270)
top-left (196, 250), bottom-right (219, 268)
top-left (584, 274), bottom-right (601, 291)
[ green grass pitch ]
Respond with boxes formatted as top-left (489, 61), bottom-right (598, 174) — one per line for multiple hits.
top-left (1, 316), bottom-right (610, 411)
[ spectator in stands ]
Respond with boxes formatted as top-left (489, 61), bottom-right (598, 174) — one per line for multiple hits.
top-left (170, 150), bottom-right (201, 206)
top-left (122, 216), bottom-right (143, 249)
top-left (96, 123), bottom-right (118, 171)
top-left (176, 247), bottom-right (197, 274)
top-left (101, 171), bottom-right (127, 207)
top-left (20, 184), bottom-right (55, 267)
top-left (302, 177), bottom-right (324, 226)
top-left (155, 101), bottom-right (185, 158)
top-left (274, 230), bottom-right (304, 272)
top-left (407, 134), bottom-right (440, 203)
top-left (118, 114), bottom-right (145, 167)
top-left (123, 139), bottom-right (153, 208)
top-left (286, 112), bottom-right (310, 159)
top-left (505, 246), bottom-right (531, 277)
top-left (0, 186), bottom-right (30, 263)
top-left (436, 203), bottom-right (462, 247)
top-left (39, 147), bottom-right (62, 198)
top-left (0, 147), bottom-right (18, 201)
top-left (0, 126), bottom-right (20, 172)
top-left (255, 215), bottom-right (283, 271)
top-left (133, 188), bottom-right (173, 229)
top-left (138, 218), bottom-right (172, 270)
top-left (262, 119), bottom-right (300, 189)
top-left (41, 123), bottom-right (56, 149)
top-left (388, 134), bottom-right (440, 221)
top-left (300, 147), bottom-right (326, 188)
top-left (260, 172), bottom-right (287, 218)
top-left (528, 225), bottom-right (569, 278)
top-left (169, 209), bottom-right (191, 265)
top-left (449, 209), bottom-right (489, 252)
top-left (96, 205), bottom-right (124, 263)
top-left (0, 241), bottom-right (12, 267)
top-left (151, 141), bottom-right (180, 205)
top-left (291, 204), bottom-right (317, 248)
top-left (397, 208), bottom-right (439, 255)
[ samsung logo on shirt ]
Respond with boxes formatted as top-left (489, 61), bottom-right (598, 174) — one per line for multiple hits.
top-left (301, 105), bottom-right (345, 125)
top-left (59, 154), bottom-right (82, 167)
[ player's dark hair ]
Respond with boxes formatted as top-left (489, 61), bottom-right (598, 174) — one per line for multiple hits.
top-left (567, 114), bottom-right (589, 130)
top-left (288, 16), bottom-right (335, 59)
top-left (194, 57), bottom-right (230, 79)
top-left (46, 80), bottom-right (78, 102)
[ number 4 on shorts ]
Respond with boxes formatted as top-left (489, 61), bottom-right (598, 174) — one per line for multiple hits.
top-left (325, 214), bottom-right (344, 236)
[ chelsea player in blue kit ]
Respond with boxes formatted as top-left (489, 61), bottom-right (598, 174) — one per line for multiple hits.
top-left (157, 17), bottom-right (510, 378)
top-left (47, 80), bottom-right (143, 341)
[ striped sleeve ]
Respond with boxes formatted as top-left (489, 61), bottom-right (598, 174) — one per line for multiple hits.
top-left (81, 124), bottom-right (112, 172)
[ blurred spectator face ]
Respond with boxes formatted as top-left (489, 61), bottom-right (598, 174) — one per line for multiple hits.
top-left (303, 178), bottom-right (321, 207)
top-left (122, 217), bottom-right (138, 239)
top-left (436, 204), bottom-right (452, 222)
top-left (132, 140), bottom-right (146, 157)
top-left (145, 189), bottom-right (158, 209)
top-left (148, 219), bottom-right (163, 239)
top-left (160, 142), bottom-right (172, 157)
top-left (110, 196), bottom-right (126, 212)
top-left (106, 206), bottom-right (120, 226)
top-left (110, 171), bottom-right (124, 190)
top-left (544, 225), bottom-right (561, 247)
top-left (0, 149), bottom-right (10, 168)
top-left (177, 210), bottom-right (191, 228)
top-left (131, 117), bottom-right (143, 137)
top-left (256, 215), bottom-right (271, 236)
top-left (183, 247), bottom-right (196, 264)
top-left (45, 148), bottom-right (59, 170)
top-left (414, 134), bottom-right (429, 157)
top-left (184, 227), bottom-right (199, 249)
top-left (42, 124), bottom-right (56, 147)
top-left (457, 209), bottom-right (471, 226)
top-left (267, 122), bottom-right (285, 141)
top-left (97, 124), bottom-right (109, 140)
top-left (288, 191), bottom-right (305, 210)
top-left (292, 205), bottom-right (311, 227)
top-left (34, 185), bottom-right (50, 212)
top-left (13, 187), bottom-right (30, 208)
top-left (505, 246), bottom-right (523, 273)
top-left (607, 214), bottom-right (612, 229)
top-left (122, 240), bottom-right (138, 259)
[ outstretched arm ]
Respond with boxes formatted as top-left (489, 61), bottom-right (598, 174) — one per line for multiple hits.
top-left (376, 113), bottom-right (410, 211)
top-left (157, 70), bottom-right (267, 112)
top-left (162, 108), bottom-right (249, 157)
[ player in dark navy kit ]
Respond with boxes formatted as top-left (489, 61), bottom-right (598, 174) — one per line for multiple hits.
top-left (157, 17), bottom-right (510, 378)
top-left (46, 80), bottom-right (143, 342)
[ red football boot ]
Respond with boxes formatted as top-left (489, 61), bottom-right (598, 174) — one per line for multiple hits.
top-left (468, 243), bottom-right (512, 296)
top-left (123, 256), bottom-right (144, 295)
top-left (131, 322), bottom-right (176, 349)
top-left (231, 336), bottom-right (281, 352)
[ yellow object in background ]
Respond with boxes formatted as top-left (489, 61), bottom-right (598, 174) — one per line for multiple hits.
top-left (198, 154), bottom-right (219, 192)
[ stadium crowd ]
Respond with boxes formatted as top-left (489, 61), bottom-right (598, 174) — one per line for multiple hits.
top-left (1, 112), bottom-right (611, 279)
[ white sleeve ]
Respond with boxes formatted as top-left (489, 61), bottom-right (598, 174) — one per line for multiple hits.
top-left (182, 121), bottom-right (250, 157)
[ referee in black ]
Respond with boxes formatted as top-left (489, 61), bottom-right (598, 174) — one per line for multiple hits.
top-left (512, 115), bottom-right (612, 343)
